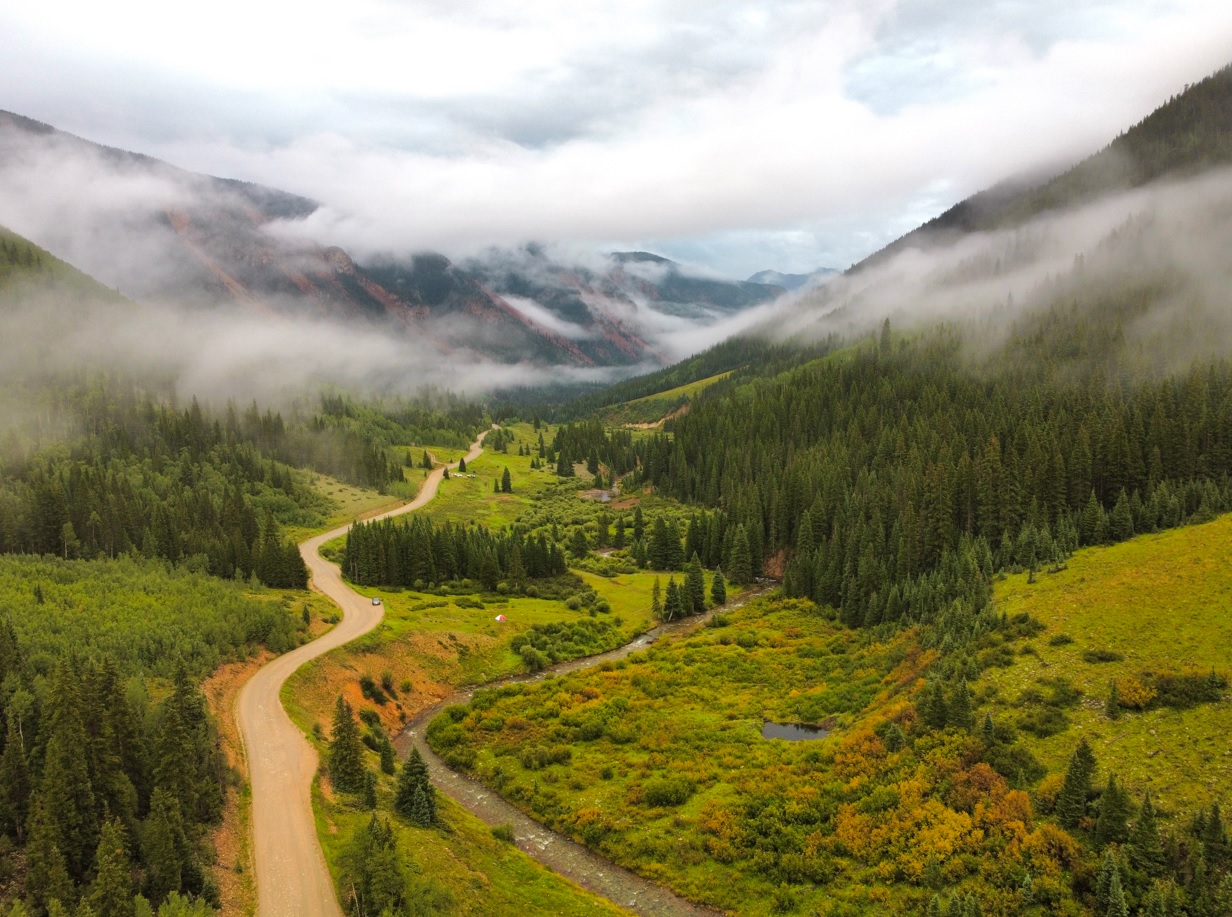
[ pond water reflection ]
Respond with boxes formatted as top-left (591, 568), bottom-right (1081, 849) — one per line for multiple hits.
top-left (761, 721), bottom-right (829, 741)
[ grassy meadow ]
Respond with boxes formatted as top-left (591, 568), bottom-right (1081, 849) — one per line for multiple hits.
top-left (600, 371), bottom-right (733, 426)
top-left (424, 598), bottom-right (945, 916)
top-left (287, 420), bottom-right (763, 915)
top-left (977, 512), bottom-right (1232, 818)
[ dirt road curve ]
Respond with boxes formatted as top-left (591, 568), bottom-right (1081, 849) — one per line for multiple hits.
top-left (237, 433), bottom-right (487, 917)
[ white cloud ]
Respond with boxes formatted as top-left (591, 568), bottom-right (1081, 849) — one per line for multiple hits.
top-left (2, 0), bottom-right (1232, 276)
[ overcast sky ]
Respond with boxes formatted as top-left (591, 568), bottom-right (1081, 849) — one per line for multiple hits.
top-left (3, 0), bottom-right (1232, 277)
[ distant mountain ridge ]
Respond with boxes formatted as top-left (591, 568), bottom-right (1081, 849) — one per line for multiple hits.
top-left (746, 268), bottom-right (837, 291)
top-left (0, 111), bottom-right (782, 368)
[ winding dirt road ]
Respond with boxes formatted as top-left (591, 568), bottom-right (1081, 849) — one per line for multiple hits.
top-left (237, 433), bottom-right (487, 917)
top-left (238, 422), bottom-right (756, 917)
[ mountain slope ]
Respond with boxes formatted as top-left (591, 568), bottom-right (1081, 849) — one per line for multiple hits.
top-left (747, 268), bottom-right (837, 291)
top-left (0, 112), bottom-right (780, 369)
top-left (853, 61), bottom-right (1232, 272)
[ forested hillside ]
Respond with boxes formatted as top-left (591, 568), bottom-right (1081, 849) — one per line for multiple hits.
top-left (0, 557), bottom-right (306, 914)
top-left (857, 62), bottom-right (1232, 269)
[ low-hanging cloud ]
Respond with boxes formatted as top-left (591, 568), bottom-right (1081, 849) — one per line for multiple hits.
top-left (757, 166), bottom-right (1232, 374)
top-left (4, 1), bottom-right (1232, 276)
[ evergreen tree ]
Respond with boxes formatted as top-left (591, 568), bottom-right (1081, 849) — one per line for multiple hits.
top-left (662, 578), bottom-right (685, 622)
top-left (728, 525), bottom-right (753, 585)
top-left (981, 711), bottom-right (995, 745)
top-left (1107, 680), bottom-right (1121, 720)
top-left (1095, 850), bottom-right (1119, 913)
top-left (328, 697), bottom-right (366, 794)
top-left (88, 819), bottom-right (134, 917)
top-left (23, 794), bottom-right (74, 914)
top-left (338, 816), bottom-right (407, 917)
top-left (1055, 737), bottom-right (1097, 828)
top-left (684, 553), bottom-right (707, 615)
top-left (41, 661), bottom-right (100, 882)
top-left (1081, 490), bottom-right (1108, 545)
top-left (651, 577), bottom-right (662, 619)
top-left (1105, 869), bottom-right (1129, 917)
top-left (648, 517), bottom-right (674, 570)
top-left (1109, 490), bottom-right (1135, 542)
top-left (1095, 775), bottom-right (1132, 847)
top-left (458, 457), bottom-right (466, 473)
top-left (394, 747), bottom-right (435, 827)
top-left (0, 714), bottom-right (30, 842)
top-left (710, 569), bottom-right (727, 607)
top-left (947, 682), bottom-right (974, 731)
top-left (921, 681), bottom-right (948, 730)
top-left (1202, 802), bottom-right (1228, 866)
top-left (569, 527), bottom-right (590, 559)
top-left (1128, 790), bottom-right (1164, 875)
top-left (501, 467), bottom-right (512, 493)
top-left (141, 788), bottom-right (188, 906)
top-left (378, 739), bottom-right (396, 776)
top-left (361, 770), bottom-right (378, 810)
top-left (633, 506), bottom-right (645, 542)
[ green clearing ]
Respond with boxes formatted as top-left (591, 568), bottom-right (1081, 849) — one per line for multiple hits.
top-left (282, 571), bottom-right (666, 739)
top-left (600, 371), bottom-right (733, 426)
top-left (286, 471), bottom-right (409, 542)
top-left (314, 774), bottom-right (628, 916)
top-left (0, 554), bottom-right (309, 679)
top-left (977, 512), bottom-right (1232, 817)
top-left (426, 598), bottom-right (938, 916)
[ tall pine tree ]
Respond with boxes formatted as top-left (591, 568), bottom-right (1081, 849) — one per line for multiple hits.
top-left (328, 697), bottom-right (366, 794)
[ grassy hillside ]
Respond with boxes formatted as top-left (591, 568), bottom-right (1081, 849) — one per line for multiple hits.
top-left (0, 222), bottom-right (129, 303)
top-left (599, 371), bottom-right (733, 426)
top-left (978, 513), bottom-right (1232, 817)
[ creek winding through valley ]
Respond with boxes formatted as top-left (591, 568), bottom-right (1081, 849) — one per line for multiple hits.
top-left (238, 430), bottom-right (757, 916)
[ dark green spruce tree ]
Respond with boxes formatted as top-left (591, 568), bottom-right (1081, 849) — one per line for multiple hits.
top-left (684, 553), bottom-right (707, 615)
top-left (328, 697), bottom-right (366, 794)
top-left (394, 747), bottom-right (436, 827)
top-left (1055, 738), bottom-right (1097, 829)
top-left (88, 818), bottom-right (134, 917)
top-left (710, 568), bottom-right (727, 607)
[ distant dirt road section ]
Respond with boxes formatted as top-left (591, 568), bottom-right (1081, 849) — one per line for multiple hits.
top-left (237, 432), bottom-right (487, 917)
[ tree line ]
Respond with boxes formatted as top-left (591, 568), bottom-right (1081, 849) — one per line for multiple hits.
top-left (628, 329), bottom-right (1232, 635)
top-left (343, 515), bottom-right (567, 590)
top-left (0, 383), bottom-right (311, 589)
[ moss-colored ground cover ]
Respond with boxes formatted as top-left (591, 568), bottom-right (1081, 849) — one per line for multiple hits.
top-left (600, 371), bottom-right (733, 426)
top-left (284, 573), bottom-right (664, 739)
top-left (978, 512), bottom-right (1232, 817)
top-left (426, 598), bottom-right (951, 916)
top-left (285, 471), bottom-right (409, 542)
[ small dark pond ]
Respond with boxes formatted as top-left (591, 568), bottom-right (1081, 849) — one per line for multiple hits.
top-left (761, 721), bottom-right (829, 741)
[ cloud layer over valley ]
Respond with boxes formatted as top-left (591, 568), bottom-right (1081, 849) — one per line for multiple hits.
top-left (4, 1), bottom-right (1232, 276)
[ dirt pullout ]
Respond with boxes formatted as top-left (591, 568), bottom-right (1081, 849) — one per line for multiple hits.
top-left (396, 588), bottom-right (772, 917)
top-left (237, 432), bottom-right (487, 917)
